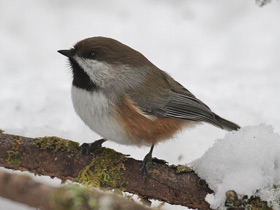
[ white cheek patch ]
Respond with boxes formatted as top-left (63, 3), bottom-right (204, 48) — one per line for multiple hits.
top-left (74, 56), bottom-right (114, 88)
top-left (72, 55), bottom-right (148, 92)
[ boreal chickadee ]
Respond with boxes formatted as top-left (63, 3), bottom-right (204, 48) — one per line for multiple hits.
top-left (58, 36), bottom-right (240, 176)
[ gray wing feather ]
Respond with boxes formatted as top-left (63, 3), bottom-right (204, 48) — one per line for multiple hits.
top-left (160, 91), bottom-right (223, 128)
top-left (127, 70), bottom-right (239, 130)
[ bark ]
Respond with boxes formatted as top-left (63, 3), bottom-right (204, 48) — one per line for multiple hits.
top-left (0, 170), bottom-right (152, 210)
top-left (0, 133), bottom-right (213, 210)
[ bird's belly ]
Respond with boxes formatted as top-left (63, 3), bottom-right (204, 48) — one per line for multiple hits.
top-left (71, 86), bottom-right (129, 144)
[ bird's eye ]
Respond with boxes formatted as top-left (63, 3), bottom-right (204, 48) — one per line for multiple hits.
top-left (89, 52), bottom-right (96, 59)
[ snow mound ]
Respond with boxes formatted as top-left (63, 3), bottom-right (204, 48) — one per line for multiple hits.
top-left (191, 124), bottom-right (280, 209)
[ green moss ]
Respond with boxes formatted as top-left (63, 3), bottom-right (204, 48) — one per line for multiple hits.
top-left (225, 190), bottom-right (273, 210)
top-left (34, 136), bottom-right (79, 154)
top-left (250, 197), bottom-right (272, 210)
top-left (6, 136), bottom-right (22, 164)
top-left (170, 164), bottom-right (193, 174)
top-left (76, 148), bottom-right (127, 189)
top-left (50, 184), bottom-right (99, 210)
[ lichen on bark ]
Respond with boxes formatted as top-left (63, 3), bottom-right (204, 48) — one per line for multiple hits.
top-left (34, 136), bottom-right (79, 155)
top-left (6, 136), bottom-right (22, 164)
top-left (76, 148), bottom-right (127, 189)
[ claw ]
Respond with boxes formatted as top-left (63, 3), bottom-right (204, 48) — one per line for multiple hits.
top-left (79, 138), bottom-right (106, 155)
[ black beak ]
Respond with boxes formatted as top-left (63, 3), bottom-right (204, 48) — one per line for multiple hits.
top-left (57, 49), bottom-right (72, 58)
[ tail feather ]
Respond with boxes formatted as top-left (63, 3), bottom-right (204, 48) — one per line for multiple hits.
top-left (214, 113), bottom-right (240, 131)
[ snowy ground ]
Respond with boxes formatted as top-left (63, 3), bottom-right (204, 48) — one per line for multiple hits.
top-left (0, 0), bottom-right (280, 209)
top-left (191, 125), bottom-right (280, 209)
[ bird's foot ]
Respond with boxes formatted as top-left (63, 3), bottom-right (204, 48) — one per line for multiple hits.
top-left (140, 145), bottom-right (154, 181)
top-left (140, 152), bottom-right (153, 181)
top-left (79, 138), bottom-right (106, 155)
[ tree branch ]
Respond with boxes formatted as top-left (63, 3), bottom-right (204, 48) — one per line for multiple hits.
top-left (0, 132), bottom-right (212, 210)
top-left (0, 170), bottom-right (152, 210)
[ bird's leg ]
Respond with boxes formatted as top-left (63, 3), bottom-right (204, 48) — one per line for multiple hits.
top-left (79, 138), bottom-right (106, 155)
top-left (140, 144), bottom-right (154, 181)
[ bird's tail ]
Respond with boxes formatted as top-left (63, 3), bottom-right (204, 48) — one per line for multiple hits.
top-left (214, 113), bottom-right (240, 131)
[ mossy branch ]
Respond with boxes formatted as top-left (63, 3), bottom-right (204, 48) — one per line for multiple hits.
top-left (0, 132), bottom-right (212, 210)
top-left (0, 170), bottom-right (152, 210)
top-left (0, 132), bottom-right (272, 210)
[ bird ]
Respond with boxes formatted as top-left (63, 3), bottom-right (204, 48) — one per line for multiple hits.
top-left (58, 36), bottom-right (240, 177)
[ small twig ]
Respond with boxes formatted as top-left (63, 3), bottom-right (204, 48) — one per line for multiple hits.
top-left (0, 170), bottom-right (152, 210)
top-left (255, 0), bottom-right (271, 7)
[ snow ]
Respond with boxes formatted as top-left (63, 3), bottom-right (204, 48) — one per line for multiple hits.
top-left (191, 124), bottom-right (280, 209)
top-left (1, 0), bottom-right (280, 209)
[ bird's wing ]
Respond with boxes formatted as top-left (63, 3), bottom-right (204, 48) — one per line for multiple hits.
top-left (160, 90), bottom-right (222, 128)
top-left (127, 70), bottom-right (240, 130)
top-left (127, 70), bottom-right (222, 128)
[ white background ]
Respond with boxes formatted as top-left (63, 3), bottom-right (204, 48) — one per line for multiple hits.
top-left (0, 0), bottom-right (280, 209)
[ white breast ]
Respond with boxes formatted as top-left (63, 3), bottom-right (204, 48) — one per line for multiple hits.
top-left (71, 86), bottom-right (129, 145)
